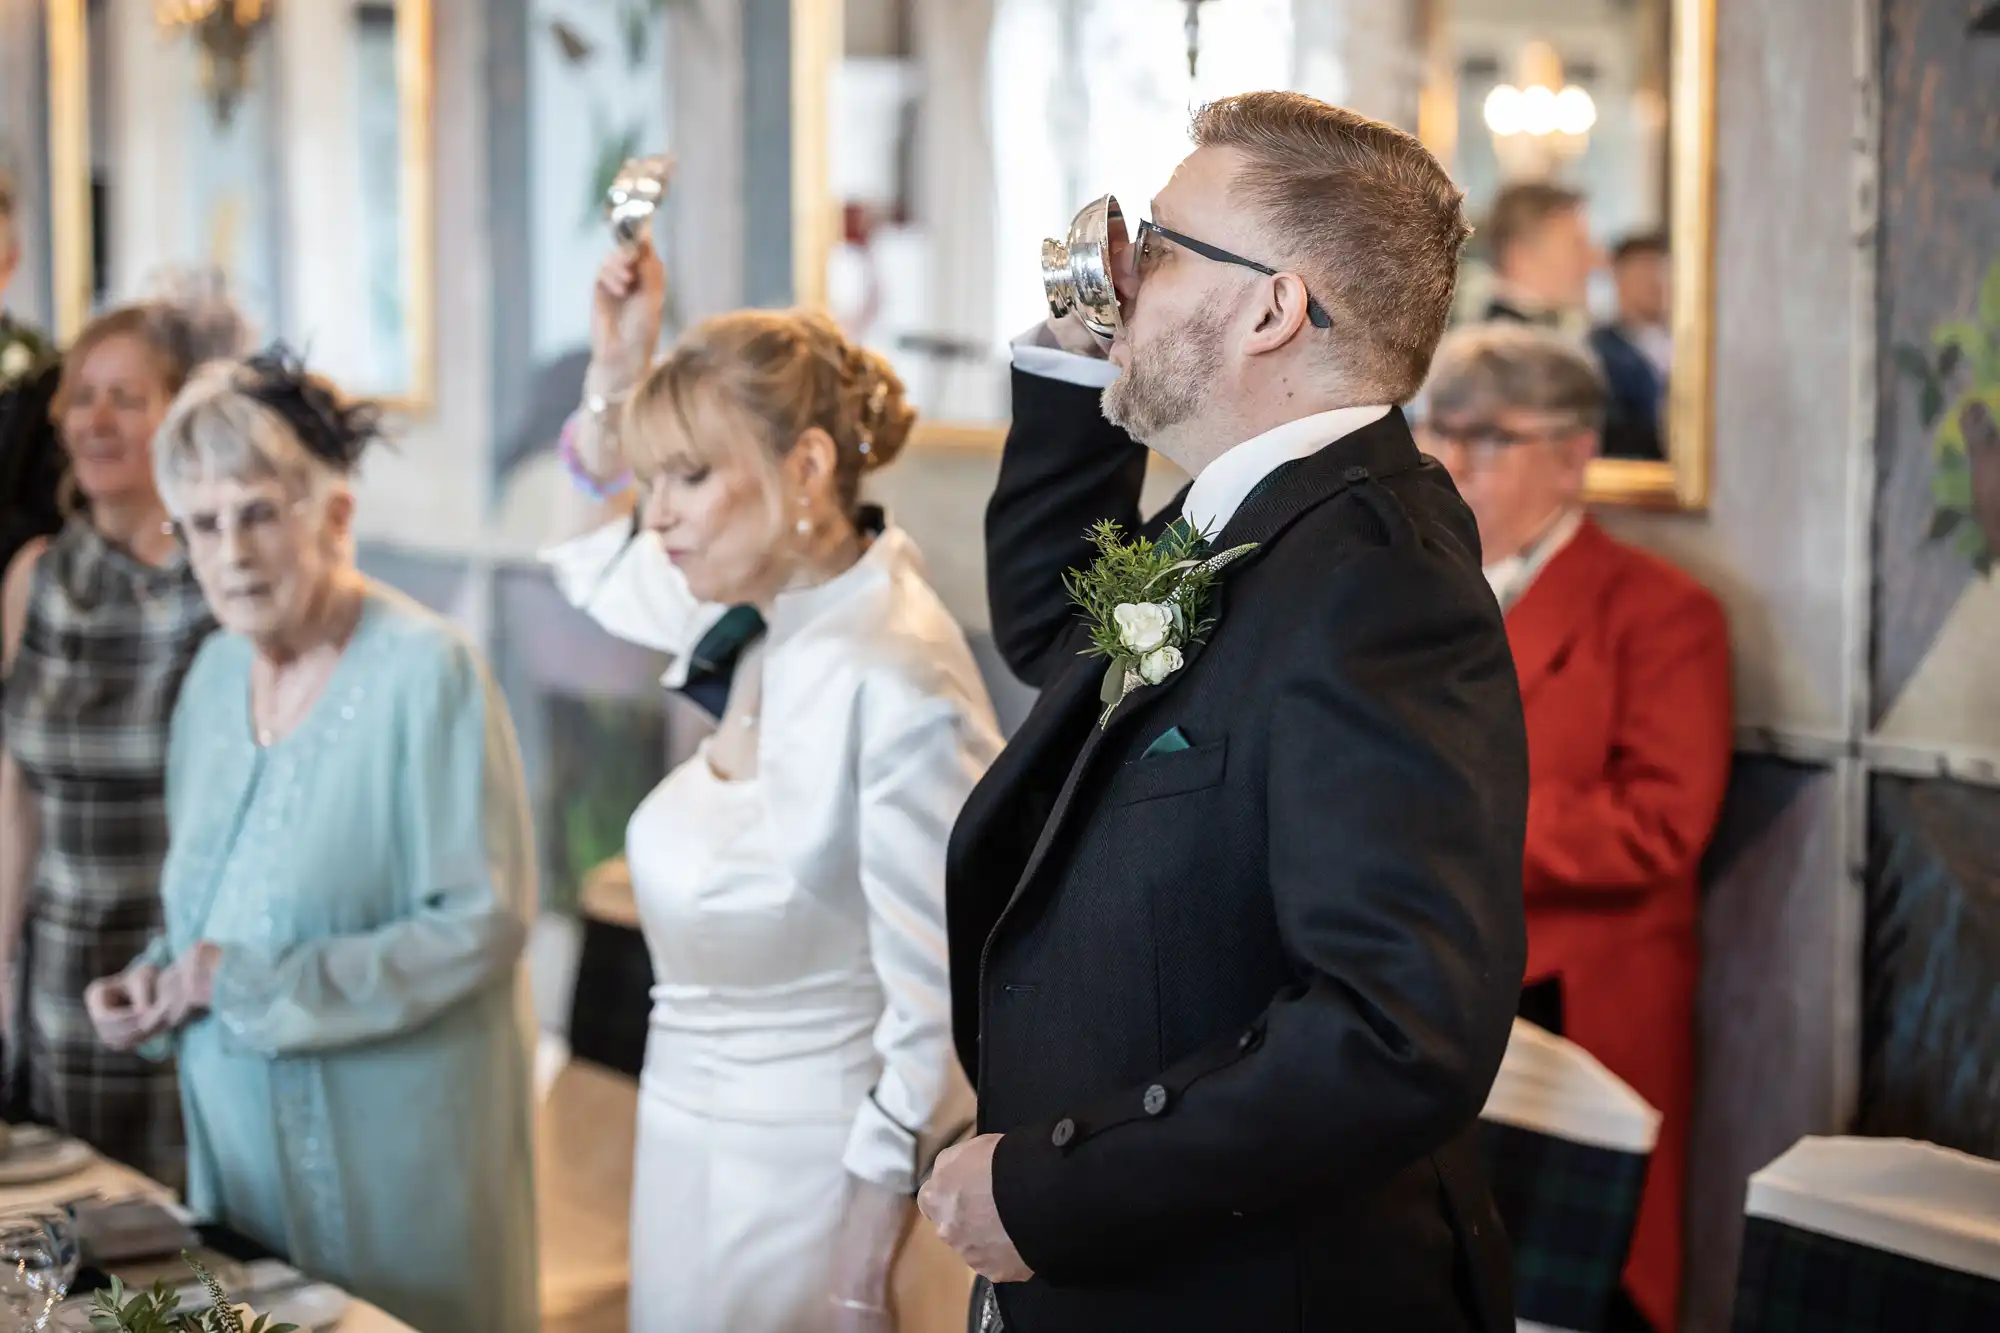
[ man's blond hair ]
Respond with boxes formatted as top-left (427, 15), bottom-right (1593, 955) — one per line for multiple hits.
top-left (1191, 91), bottom-right (1472, 403)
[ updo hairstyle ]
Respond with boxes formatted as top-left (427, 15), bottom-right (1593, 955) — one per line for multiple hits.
top-left (622, 307), bottom-right (916, 519)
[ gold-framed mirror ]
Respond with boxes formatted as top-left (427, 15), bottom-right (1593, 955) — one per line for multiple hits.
top-left (43, 0), bottom-right (435, 412)
top-left (793, 0), bottom-right (1713, 510)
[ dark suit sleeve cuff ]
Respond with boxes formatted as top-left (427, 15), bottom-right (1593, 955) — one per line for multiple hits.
top-left (1010, 365), bottom-right (1121, 438)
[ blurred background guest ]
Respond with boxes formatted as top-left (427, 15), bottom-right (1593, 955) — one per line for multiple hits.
top-left (1479, 181), bottom-right (1599, 331)
top-left (0, 167), bottom-right (63, 603)
top-left (547, 241), bottom-right (999, 1333)
top-left (1477, 184), bottom-right (1662, 459)
top-left (1421, 323), bottom-right (1733, 1333)
top-left (1590, 233), bottom-right (1672, 462)
top-left (84, 350), bottom-right (540, 1333)
top-left (0, 170), bottom-right (54, 387)
top-left (0, 298), bottom-right (239, 1183)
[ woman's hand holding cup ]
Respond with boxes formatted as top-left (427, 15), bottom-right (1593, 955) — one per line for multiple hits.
top-left (590, 240), bottom-right (667, 384)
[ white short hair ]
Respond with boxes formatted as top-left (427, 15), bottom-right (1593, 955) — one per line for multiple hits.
top-left (152, 360), bottom-right (346, 509)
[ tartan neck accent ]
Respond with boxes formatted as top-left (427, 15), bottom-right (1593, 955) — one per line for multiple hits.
top-left (679, 604), bottom-right (765, 719)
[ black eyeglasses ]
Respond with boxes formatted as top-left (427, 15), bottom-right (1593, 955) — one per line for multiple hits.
top-left (1135, 219), bottom-right (1333, 329)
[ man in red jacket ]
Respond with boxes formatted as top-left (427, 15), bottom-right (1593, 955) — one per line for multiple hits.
top-left (1421, 323), bottom-right (1733, 1333)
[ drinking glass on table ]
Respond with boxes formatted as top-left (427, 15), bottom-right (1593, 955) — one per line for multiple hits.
top-left (0, 1209), bottom-right (81, 1330)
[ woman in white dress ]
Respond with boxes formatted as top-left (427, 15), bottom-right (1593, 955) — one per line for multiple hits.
top-left (544, 242), bottom-right (1003, 1333)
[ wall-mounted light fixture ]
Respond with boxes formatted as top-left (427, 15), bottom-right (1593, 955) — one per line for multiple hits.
top-left (154, 0), bottom-right (273, 126)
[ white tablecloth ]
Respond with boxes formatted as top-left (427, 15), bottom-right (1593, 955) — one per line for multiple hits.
top-left (0, 1149), bottom-right (417, 1333)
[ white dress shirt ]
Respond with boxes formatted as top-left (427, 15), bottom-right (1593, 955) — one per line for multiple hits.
top-left (1008, 324), bottom-right (1121, 388)
top-left (1180, 404), bottom-right (1396, 537)
top-left (1483, 506), bottom-right (1584, 611)
top-left (1009, 334), bottom-right (1393, 537)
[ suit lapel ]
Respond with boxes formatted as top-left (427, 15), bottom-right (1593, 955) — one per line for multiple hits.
top-left (1503, 518), bottom-right (1618, 704)
top-left (999, 572), bottom-right (1235, 913)
top-left (997, 409), bottom-right (1430, 919)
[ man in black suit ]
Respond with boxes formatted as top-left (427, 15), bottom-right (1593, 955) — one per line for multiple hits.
top-left (1588, 233), bottom-right (1671, 463)
top-left (917, 92), bottom-right (1528, 1332)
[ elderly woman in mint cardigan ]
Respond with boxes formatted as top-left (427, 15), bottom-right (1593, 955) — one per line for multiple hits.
top-left (86, 351), bottom-right (539, 1333)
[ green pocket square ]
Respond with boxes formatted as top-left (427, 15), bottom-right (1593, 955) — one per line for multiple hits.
top-left (1142, 726), bottom-right (1192, 759)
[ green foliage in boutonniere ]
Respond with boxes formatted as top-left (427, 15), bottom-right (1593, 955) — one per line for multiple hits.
top-left (88, 1253), bottom-right (298, 1333)
top-left (1064, 518), bottom-right (1257, 725)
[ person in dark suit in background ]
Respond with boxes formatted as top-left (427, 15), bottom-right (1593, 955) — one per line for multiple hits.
top-left (1589, 234), bottom-right (1672, 462)
top-left (1478, 184), bottom-right (1664, 461)
top-left (0, 171), bottom-right (65, 583)
top-left (1423, 323), bottom-right (1732, 1333)
top-left (917, 92), bottom-right (1529, 1333)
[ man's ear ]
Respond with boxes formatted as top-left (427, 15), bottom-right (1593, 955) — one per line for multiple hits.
top-left (1241, 273), bottom-right (1313, 356)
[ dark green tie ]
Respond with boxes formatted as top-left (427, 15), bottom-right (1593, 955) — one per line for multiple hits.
top-left (681, 604), bottom-right (765, 718)
top-left (1245, 457), bottom-right (1310, 508)
top-left (1195, 457), bottom-right (1310, 543)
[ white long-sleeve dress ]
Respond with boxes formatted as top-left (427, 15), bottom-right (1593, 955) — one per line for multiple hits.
top-left (545, 519), bottom-right (1002, 1333)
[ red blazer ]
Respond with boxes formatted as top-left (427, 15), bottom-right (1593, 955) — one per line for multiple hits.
top-left (1505, 518), bottom-right (1732, 1333)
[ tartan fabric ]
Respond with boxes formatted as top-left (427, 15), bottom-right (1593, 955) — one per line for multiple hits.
top-left (1, 518), bottom-right (214, 1185)
top-left (1731, 1215), bottom-right (2000, 1332)
top-left (1481, 1117), bottom-right (1651, 1331)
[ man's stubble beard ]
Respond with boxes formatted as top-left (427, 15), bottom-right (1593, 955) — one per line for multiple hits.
top-left (1101, 304), bottom-right (1230, 443)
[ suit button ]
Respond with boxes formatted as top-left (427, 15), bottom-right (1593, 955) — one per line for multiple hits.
top-left (1142, 1084), bottom-right (1170, 1116)
top-left (1344, 465), bottom-right (1370, 483)
top-left (1051, 1118), bottom-right (1076, 1148)
top-left (1237, 1026), bottom-right (1263, 1053)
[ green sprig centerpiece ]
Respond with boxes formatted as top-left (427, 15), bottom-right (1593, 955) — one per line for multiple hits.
top-left (88, 1252), bottom-right (298, 1333)
top-left (1063, 518), bottom-right (1256, 725)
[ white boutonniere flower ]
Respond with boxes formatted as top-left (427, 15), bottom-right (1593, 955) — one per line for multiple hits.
top-left (1138, 645), bottom-right (1184, 685)
top-left (0, 341), bottom-right (32, 382)
top-left (1114, 601), bottom-right (1174, 655)
top-left (1064, 519), bottom-right (1257, 726)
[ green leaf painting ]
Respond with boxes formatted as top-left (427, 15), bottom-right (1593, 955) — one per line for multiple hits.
top-left (545, 0), bottom-right (679, 229)
top-left (1897, 258), bottom-right (2000, 577)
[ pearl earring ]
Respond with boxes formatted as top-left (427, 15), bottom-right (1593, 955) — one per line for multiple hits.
top-left (795, 495), bottom-right (812, 538)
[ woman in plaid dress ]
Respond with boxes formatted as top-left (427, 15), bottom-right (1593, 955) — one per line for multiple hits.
top-left (0, 303), bottom-right (230, 1184)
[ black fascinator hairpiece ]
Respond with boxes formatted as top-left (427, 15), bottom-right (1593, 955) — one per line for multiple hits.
top-left (237, 343), bottom-right (385, 472)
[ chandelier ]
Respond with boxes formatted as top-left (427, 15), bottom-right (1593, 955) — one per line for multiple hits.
top-left (1477, 40), bottom-right (1596, 187)
top-left (1482, 41), bottom-right (1597, 154)
top-left (155, 0), bottom-right (274, 127)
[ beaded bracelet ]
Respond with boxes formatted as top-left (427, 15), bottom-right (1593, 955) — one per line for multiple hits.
top-left (557, 411), bottom-right (634, 501)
